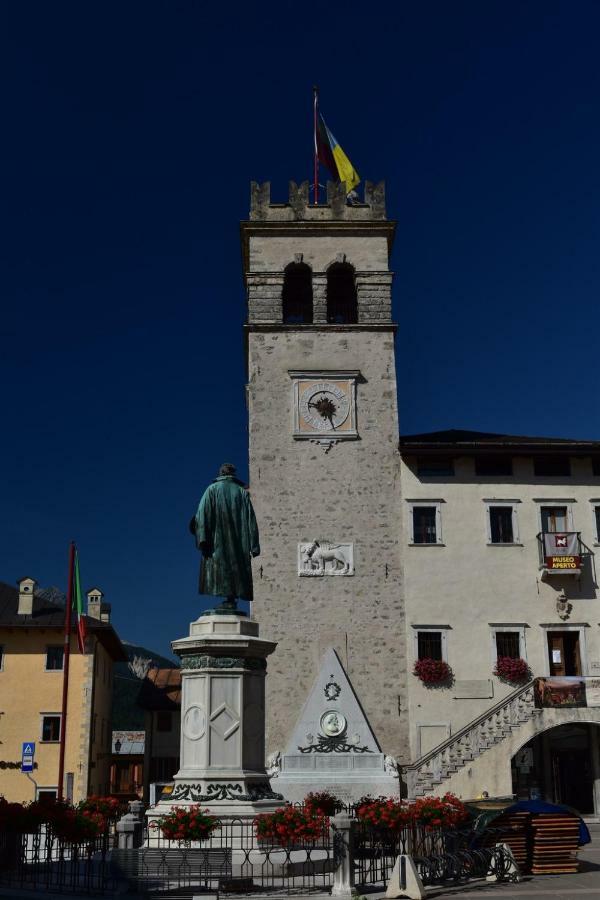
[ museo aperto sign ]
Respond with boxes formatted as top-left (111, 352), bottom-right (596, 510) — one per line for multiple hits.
top-left (543, 533), bottom-right (580, 570)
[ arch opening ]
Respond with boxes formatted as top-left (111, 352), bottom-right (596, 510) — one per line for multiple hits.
top-left (326, 262), bottom-right (357, 324)
top-left (282, 263), bottom-right (313, 324)
top-left (511, 722), bottom-right (599, 815)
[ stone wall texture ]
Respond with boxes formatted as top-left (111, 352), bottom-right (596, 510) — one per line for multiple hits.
top-left (247, 326), bottom-right (409, 763)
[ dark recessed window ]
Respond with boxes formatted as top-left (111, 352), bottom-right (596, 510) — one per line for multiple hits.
top-left (592, 457), bottom-right (600, 476)
top-left (495, 632), bottom-right (520, 659)
top-left (282, 263), bottom-right (313, 324)
top-left (475, 456), bottom-right (513, 477)
top-left (0, 646), bottom-right (3, 670)
top-left (412, 507), bottom-right (437, 544)
top-left (41, 715), bottom-right (61, 742)
top-left (417, 631), bottom-right (443, 661)
top-left (326, 263), bottom-right (357, 324)
top-left (417, 458), bottom-right (455, 477)
top-left (595, 506), bottom-right (600, 542)
top-left (45, 646), bottom-right (64, 671)
top-left (533, 456), bottom-right (571, 477)
top-left (489, 507), bottom-right (514, 543)
top-left (156, 711), bottom-right (172, 733)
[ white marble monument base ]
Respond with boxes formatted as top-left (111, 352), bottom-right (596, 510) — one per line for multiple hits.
top-left (269, 646), bottom-right (401, 805)
top-left (147, 609), bottom-right (283, 839)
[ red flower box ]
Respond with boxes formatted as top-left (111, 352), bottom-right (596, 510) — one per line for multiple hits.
top-left (494, 656), bottom-right (531, 684)
top-left (152, 805), bottom-right (219, 843)
top-left (254, 806), bottom-right (329, 846)
top-left (413, 658), bottom-right (453, 685)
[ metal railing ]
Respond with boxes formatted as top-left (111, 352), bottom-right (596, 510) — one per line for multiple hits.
top-left (0, 825), bottom-right (117, 895)
top-left (118, 816), bottom-right (336, 895)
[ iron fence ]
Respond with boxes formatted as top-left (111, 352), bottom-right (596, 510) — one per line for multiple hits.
top-left (112, 816), bottom-right (336, 895)
top-left (0, 825), bottom-right (117, 895)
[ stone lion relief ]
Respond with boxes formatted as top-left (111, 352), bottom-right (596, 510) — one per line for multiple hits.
top-left (298, 541), bottom-right (354, 576)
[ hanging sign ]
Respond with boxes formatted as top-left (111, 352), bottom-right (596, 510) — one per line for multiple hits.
top-left (534, 677), bottom-right (586, 708)
top-left (543, 533), bottom-right (580, 570)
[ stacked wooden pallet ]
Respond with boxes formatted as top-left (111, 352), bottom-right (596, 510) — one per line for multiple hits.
top-left (530, 813), bottom-right (580, 874)
top-left (486, 811), bottom-right (530, 869)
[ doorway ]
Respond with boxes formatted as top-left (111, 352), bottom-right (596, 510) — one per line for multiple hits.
top-left (547, 631), bottom-right (581, 676)
top-left (511, 724), bottom-right (597, 815)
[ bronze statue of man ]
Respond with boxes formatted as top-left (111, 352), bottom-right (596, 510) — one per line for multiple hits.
top-left (189, 463), bottom-right (260, 604)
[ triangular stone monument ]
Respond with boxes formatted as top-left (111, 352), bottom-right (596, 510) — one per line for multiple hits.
top-left (271, 647), bottom-right (400, 803)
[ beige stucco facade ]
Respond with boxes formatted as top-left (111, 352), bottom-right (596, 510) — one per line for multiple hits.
top-left (401, 453), bottom-right (600, 759)
top-left (0, 584), bottom-right (124, 803)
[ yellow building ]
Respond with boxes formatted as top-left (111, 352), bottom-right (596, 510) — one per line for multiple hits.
top-left (0, 577), bottom-right (126, 803)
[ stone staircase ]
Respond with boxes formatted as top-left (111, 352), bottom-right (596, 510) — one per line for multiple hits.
top-left (404, 680), bottom-right (540, 798)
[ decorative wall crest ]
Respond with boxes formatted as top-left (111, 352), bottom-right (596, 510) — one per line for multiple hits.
top-left (298, 541), bottom-right (354, 576)
top-left (324, 681), bottom-right (341, 701)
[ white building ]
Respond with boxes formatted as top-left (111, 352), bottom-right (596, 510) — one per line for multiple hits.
top-left (241, 179), bottom-right (600, 815)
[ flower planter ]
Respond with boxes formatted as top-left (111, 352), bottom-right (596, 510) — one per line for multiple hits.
top-left (413, 658), bottom-right (453, 686)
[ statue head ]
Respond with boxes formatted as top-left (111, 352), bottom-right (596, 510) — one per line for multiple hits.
top-left (219, 463), bottom-right (237, 477)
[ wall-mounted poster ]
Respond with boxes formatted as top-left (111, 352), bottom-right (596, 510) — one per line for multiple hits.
top-left (534, 677), bottom-right (586, 708)
top-left (585, 678), bottom-right (600, 707)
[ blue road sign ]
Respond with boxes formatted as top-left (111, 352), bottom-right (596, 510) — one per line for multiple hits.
top-left (21, 742), bottom-right (35, 773)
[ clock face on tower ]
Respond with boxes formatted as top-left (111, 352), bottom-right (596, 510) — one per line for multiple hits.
top-left (290, 371), bottom-right (359, 440)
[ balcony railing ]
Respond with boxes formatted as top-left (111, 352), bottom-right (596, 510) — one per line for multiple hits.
top-left (537, 531), bottom-right (582, 576)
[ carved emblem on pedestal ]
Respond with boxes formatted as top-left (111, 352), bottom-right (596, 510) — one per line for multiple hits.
top-left (298, 541), bottom-right (354, 576)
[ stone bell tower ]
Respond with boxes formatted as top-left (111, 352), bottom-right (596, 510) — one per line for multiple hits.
top-left (242, 181), bottom-right (408, 769)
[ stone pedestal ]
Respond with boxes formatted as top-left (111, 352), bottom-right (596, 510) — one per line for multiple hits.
top-left (148, 611), bottom-right (283, 831)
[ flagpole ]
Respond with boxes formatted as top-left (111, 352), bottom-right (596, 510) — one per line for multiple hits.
top-left (313, 85), bottom-right (319, 205)
top-left (57, 541), bottom-right (75, 800)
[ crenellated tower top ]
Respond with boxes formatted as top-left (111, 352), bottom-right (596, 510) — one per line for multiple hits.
top-left (249, 180), bottom-right (387, 221)
top-left (241, 180), bottom-right (395, 327)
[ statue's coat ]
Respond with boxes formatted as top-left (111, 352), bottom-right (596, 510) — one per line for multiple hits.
top-left (191, 475), bottom-right (260, 601)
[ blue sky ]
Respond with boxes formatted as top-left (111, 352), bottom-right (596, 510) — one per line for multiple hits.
top-left (2, 1), bottom-right (599, 658)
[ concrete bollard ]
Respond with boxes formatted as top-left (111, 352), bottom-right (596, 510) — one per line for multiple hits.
top-left (116, 800), bottom-right (146, 850)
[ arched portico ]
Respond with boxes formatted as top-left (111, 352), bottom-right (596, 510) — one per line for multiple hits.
top-left (512, 721), bottom-right (600, 816)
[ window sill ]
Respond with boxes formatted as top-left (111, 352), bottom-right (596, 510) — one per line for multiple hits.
top-left (44, 669), bottom-right (64, 673)
top-left (40, 740), bottom-right (60, 744)
top-left (409, 542), bottom-right (446, 547)
top-left (486, 542), bottom-right (523, 547)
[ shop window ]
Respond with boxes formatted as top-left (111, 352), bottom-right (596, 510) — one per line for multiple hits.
top-left (489, 506), bottom-right (515, 543)
top-left (157, 711), bottom-right (172, 732)
top-left (282, 263), bottom-right (313, 324)
top-left (593, 457), bottom-right (600, 476)
top-left (45, 646), bottom-right (64, 671)
top-left (475, 456), bottom-right (513, 476)
top-left (534, 456), bottom-right (571, 477)
top-left (326, 263), bottom-right (357, 324)
top-left (41, 715), bottom-right (61, 743)
top-left (417, 458), bottom-right (454, 477)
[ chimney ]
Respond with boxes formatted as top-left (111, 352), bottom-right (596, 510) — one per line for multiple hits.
top-left (17, 577), bottom-right (37, 616)
top-left (87, 588), bottom-right (103, 621)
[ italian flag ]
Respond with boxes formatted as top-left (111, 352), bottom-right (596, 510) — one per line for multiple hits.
top-left (73, 549), bottom-right (87, 653)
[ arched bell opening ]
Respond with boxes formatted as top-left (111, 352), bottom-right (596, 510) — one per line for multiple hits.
top-left (282, 262), bottom-right (313, 324)
top-left (326, 262), bottom-right (357, 324)
top-left (511, 722), bottom-right (600, 815)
